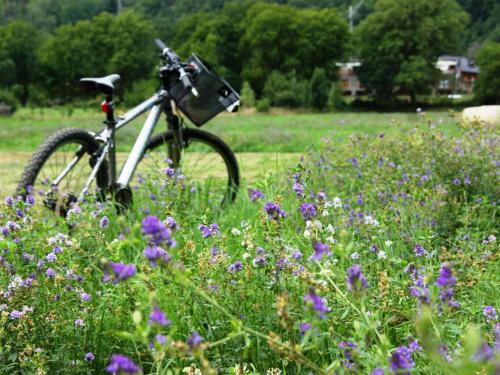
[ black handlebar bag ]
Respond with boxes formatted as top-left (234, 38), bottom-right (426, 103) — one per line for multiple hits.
top-left (168, 54), bottom-right (240, 127)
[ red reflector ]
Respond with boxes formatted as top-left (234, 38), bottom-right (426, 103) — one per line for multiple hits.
top-left (101, 100), bottom-right (109, 113)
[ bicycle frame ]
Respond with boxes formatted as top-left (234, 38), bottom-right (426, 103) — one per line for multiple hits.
top-left (47, 89), bottom-right (180, 202)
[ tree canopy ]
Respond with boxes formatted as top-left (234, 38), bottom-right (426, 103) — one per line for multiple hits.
top-left (474, 42), bottom-right (500, 104)
top-left (355, 0), bottom-right (468, 104)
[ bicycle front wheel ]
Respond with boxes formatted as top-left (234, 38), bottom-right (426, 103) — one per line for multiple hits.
top-left (134, 128), bottom-right (239, 208)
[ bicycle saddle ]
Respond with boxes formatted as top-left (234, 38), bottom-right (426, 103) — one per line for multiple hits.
top-left (79, 74), bottom-right (121, 95)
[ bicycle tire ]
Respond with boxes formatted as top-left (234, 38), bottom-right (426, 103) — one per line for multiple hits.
top-left (16, 128), bottom-right (108, 216)
top-left (139, 127), bottom-right (239, 206)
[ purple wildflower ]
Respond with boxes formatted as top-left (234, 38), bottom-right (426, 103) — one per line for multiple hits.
top-left (436, 263), bottom-right (459, 308)
top-left (143, 246), bottom-right (171, 267)
top-left (80, 292), bottom-right (91, 302)
top-left (46, 252), bottom-right (57, 262)
top-left (264, 202), bottom-right (286, 221)
top-left (85, 352), bottom-right (94, 362)
top-left (46, 268), bottom-right (56, 278)
top-left (10, 310), bottom-right (23, 319)
top-left (164, 216), bottom-right (179, 231)
top-left (346, 264), bottom-right (369, 294)
top-left (414, 244), bottom-right (425, 257)
top-left (292, 249), bottom-right (303, 260)
top-left (248, 188), bottom-right (264, 202)
top-left (75, 319), bottom-right (84, 327)
top-left (483, 306), bottom-right (497, 322)
top-left (389, 345), bottom-right (413, 375)
top-left (149, 305), bottom-right (171, 327)
top-left (252, 256), bottom-right (267, 267)
top-left (304, 289), bottom-right (330, 319)
top-left (100, 216), bottom-right (109, 229)
top-left (142, 215), bottom-right (174, 246)
top-left (105, 354), bottom-right (141, 374)
top-left (453, 177), bottom-right (461, 185)
top-left (199, 223), bottom-right (219, 238)
top-left (473, 343), bottom-right (493, 362)
top-left (103, 262), bottom-right (136, 284)
top-left (187, 331), bottom-right (204, 348)
top-left (310, 242), bottom-right (332, 262)
top-left (371, 369), bottom-right (384, 375)
top-left (228, 261), bottom-right (243, 273)
top-left (293, 182), bottom-right (305, 197)
top-left (299, 322), bottom-right (312, 336)
top-left (299, 202), bottom-right (317, 220)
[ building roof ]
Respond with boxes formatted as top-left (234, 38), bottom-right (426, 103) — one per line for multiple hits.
top-left (437, 55), bottom-right (480, 74)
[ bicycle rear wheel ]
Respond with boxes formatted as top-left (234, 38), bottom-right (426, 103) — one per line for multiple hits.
top-left (134, 127), bottom-right (239, 208)
top-left (16, 128), bottom-right (108, 217)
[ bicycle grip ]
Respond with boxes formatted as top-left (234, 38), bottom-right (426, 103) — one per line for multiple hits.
top-left (155, 38), bottom-right (167, 51)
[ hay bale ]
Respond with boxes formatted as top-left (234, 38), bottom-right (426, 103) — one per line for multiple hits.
top-left (462, 105), bottom-right (500, 126)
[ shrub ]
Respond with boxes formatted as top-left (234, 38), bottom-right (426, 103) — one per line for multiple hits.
top-left (327, 82), bottom-right (345, 111)
top-left (307, 67), bottom-right (330, 110)
top-left (240, 81), bottom-right (256, 107)
top-left (474, 41), bottom-right (500, 104)
top-left (255, 98), bottom-right (270, 112)
top-left (0, 90), bottom-right (19, 115)
top-left (262, 71), bottom-right (307, 108)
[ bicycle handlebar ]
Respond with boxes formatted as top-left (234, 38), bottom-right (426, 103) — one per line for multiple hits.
top-left (155, 38), bottom-right (198, 97)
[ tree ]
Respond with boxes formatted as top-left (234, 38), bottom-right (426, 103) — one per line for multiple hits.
top-left (0, 20), bottom-right (39, 105)
top-left (308, 67), bottom-right (330, 110)
top-left (239, 3), bottom-right (348, 95)
top-left (474, 42), bottom-right (500, 104)
top-left (355, 0), bottom-right (468, 104)
top-left (38, 11), bottom-right (155, 101)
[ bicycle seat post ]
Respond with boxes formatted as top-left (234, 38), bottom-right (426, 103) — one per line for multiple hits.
top-left (101, 94), bottom-right (117, 190)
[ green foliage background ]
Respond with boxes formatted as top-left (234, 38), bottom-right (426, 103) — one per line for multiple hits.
top-left (0, 0), bottom-right (499, 109)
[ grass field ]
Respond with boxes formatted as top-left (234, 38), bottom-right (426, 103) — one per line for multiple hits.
top-left (0, 108), bottom-right (461, 196)
top-left (0, 111), bottom-right (497, 374)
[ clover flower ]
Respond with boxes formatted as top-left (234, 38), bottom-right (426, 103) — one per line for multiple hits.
top-left (46, 268), bottom-right (56, 278)
top-left (248, 188), bottom-right (264, 202)
top-left (264, 202), bottom-right (286, 221)
top-left (149, 305), bottom-right (171, 327)
top-left (299, 202), bottom-right (317, 220)
top-left (346, 264), bottom-right (369, 294)
top-left (339, 341), bottom-right (358, 369)
top-left (389, 345), bottom-right (413, 375)
top-left (80, 292), bottom-right (91, 302)
top-left (293, 182), bottom-right (304, 197)
top-left (187, 331), bottom-right (204, 348)
top-left (299, 322), bottom-right (312, 336)
top-left (414, 244), bottom-right (425, 257)
top-left (103, 262), bottom-right (136, 284)
top-left (228, 261), bottom-right (243, 273)
top-left (85, 352), bottom-right (94, 362)
top-left (304, 289), bottom-right (330, 319)
top-left (435, 263), bottom-right (460, 308)
top-left (310, 242), bottom-right (332, 262)
top-left (199, 223), bottom-right (219, 238)
top-left (143, 246), bottom-right (171, 267)
top-left (106, 354), bottom-right (141, 374)
top-left (483, 306), bottom-right (497, 322)
top-left (252, 256), bottom-right (267, 267)
top-left (142, 215), bottom-right (175, 247)
top-left (473, 343), bottom-right (493, 362)
top-left (100, 216), bottom-right (109, 229)
top-left (164, 216), bottom-right (179, 231)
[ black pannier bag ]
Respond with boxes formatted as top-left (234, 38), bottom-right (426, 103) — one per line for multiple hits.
top-left (168, 54), bottom-right (240, 127)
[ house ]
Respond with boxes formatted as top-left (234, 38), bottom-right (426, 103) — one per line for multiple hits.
top-left (336, 61), bottom-right (365, 96)
top-left (436, 55), bottom-right (479, 95)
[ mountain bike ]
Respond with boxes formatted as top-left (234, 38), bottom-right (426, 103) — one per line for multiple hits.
top-left (16, 39), bottom-right (240, 216)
